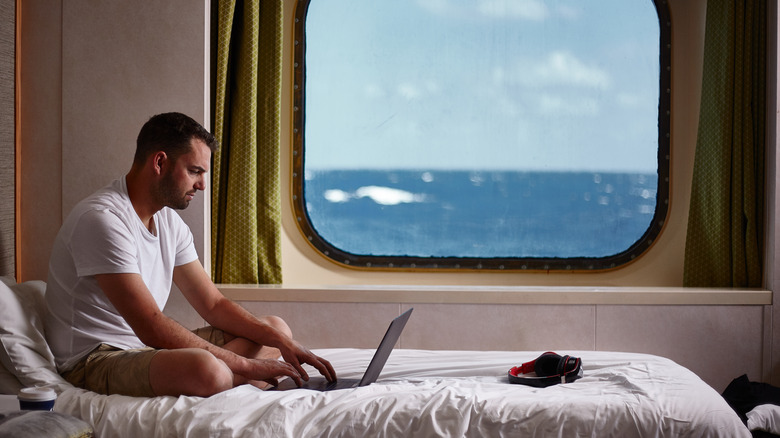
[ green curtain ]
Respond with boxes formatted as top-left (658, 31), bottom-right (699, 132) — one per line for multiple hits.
top-left (211, 0), bottom-right (283, 284)
top-left (683, 0), bottom-right (766, 288)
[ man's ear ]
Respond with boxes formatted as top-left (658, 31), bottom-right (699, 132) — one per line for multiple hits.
top-left (152, 151), bottom-right (168, 175)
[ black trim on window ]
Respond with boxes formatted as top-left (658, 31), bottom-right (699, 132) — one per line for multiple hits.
top-left (291, 0), bottom-right (671, 272)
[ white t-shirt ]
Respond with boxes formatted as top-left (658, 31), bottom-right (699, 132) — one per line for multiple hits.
top-left (44, 177), bottom-right (199, 372)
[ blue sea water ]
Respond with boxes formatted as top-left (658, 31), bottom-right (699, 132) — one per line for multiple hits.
top-left (303, 170), bottom-right (658, 259)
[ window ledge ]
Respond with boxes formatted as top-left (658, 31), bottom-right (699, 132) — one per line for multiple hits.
top-left (218, 284), bottom-right (772, 306)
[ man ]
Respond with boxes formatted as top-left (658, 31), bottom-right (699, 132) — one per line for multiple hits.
top-left (44, 112), bottom-right (335, 397)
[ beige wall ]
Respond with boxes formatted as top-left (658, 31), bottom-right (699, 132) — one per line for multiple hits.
top-left (18, 1), bottom-right (61, 282)
top-left (19, 1), bottom-right (211, 281)
top-left (16, 0), bottom-right (778, 392)
top-left (0, 0), bottom-right (14, 278)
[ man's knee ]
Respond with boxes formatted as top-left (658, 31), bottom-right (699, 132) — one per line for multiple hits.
top-left (262, 315), bottom-right (293, 339)
top-left (189, 351), bottom-right (234, 395)
top-left (151, 349), bottom-right (233, 397)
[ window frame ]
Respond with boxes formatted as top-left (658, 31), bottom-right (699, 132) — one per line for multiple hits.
top-left (291, 0), bottom-right (672, 272)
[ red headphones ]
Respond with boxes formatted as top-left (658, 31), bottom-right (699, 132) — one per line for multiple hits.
top-left (508, 352), bottom-right (583, 387)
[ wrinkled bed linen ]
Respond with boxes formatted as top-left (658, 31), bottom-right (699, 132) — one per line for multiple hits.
top-left (54, 349), bottom-right (749, 438)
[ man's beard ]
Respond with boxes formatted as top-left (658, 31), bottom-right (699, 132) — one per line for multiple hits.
top-left (156, 171), bottom-right (192, 210)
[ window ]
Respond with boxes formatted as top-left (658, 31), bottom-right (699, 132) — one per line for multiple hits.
top-left (292, 0), bottom-right (670, 271)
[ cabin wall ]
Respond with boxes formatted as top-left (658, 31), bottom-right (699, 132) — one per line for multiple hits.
top-left (16, 0), bottom-right (777, 392)
top-left (0, 0), bottom-right (14, 279)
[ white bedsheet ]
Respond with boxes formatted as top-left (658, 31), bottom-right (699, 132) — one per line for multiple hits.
top-left (53, 349), bottom-right (749, 437)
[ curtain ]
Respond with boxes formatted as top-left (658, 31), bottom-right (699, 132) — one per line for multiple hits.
top-left (683, 0), bottom-right (766, 287)
top-left (212, 0), bottom-right (283, 284)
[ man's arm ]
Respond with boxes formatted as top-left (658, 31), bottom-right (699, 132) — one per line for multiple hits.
top-left (94, 272), bottom-right (305, 386)
top-left (172, 260), bottom-right (336, 383)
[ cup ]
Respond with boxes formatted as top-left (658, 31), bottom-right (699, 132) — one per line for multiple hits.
top-left (17, 387), bottom-right (57, 411)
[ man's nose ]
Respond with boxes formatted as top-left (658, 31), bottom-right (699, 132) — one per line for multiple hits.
top-left (195, 175), bottom-right (206, 191)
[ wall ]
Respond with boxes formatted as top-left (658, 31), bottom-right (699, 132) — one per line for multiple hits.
top-left (18, 1), bottom-right (211, 282)
top-left (0, 0), bottom-right (14, 278)
top-left (769, 0), bottom-right (780, 388)
top-left (16, 0), bottom-right (777, 392)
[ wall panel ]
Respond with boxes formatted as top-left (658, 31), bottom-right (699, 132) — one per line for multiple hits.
top-left (0, 0), bottom-right (14, 278)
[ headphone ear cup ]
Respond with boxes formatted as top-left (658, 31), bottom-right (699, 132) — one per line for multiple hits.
top-left (534, 352), bottom-right (563, 377)
top-left (558, 355), bottom-right (575, 375)
top-left (563, 356), bottom-right (578, 374)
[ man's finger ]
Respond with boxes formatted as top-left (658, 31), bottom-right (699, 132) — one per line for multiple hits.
top-left (271, 360), bottom-right (303, 384)
top-left (279, 350), bottom-right (308, 381)
top-left (308, 355), bottom-right (336, 382)
top-left (279, 367), bottom-right (303, 387)
top-left (324, 357), bottom-right (337, 381)
top-left (292, 361), bottom-right (310, 382)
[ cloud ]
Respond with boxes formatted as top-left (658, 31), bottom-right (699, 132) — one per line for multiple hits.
top-left (416, 0), bottom-right (549, 21)
top-left (512, 51), bottom-right (611, 90)
top-left (555, 5), bottom-right (582, 20)
top-left (535, 51), bottom-right (611, 89)
top-left (415, 0), bottom-right (451, 16)
top-left (393, 80), bottom-right (440, 101)
top-left (477, 0), bottom-right (548, 21)
top-left (397, 83), bottom-right (421, 100)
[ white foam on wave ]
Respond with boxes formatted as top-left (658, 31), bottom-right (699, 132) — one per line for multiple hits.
top-left (323, 189), bottom-right (351, 203)
top-left (356, 186), bottom-right (425, 205)
top-left (323, 186), bottom-right (425, 206)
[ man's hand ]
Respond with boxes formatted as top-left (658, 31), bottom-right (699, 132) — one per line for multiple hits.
top-left (240, 357), bottom-right (305, 388)
top-left (234, 344), bottom-right (335, 388)
top-left (276, 339), bottom-right (337, 385)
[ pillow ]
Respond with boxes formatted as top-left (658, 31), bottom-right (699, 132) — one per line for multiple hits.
top-left (0, 364), bottom-right (23, 394)
top-left (0, 410), bottom-right (94, 437)
top-left (0, 275), bottom-right (15, 288)
top-left (0, 279), bottom-right (21, 394)
top-left (0, 279), bottom-right (70, 392)
top-left (746, 404), bottom-right (780, 434)
top-left (0, 277), bottom-right (24, 394)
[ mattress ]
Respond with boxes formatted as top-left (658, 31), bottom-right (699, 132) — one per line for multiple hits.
top-left (52, 348), bottom-right (750, 437)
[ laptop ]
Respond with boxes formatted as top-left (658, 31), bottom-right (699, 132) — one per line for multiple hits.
top-left (273, 308), bottom-right (413, 391)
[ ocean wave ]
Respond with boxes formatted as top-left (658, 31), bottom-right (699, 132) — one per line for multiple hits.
top-left (323, 186), bottom-right (426, 206)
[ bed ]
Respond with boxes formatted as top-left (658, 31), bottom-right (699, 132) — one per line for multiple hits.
top-left (0, 277), bottom-right (753, 437)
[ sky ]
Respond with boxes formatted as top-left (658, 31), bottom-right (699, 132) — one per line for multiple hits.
top-left (304, 0), bottom-right (661, 173)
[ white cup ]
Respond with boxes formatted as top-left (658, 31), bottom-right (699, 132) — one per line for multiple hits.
top-left (17, 387), bottom-right (57, 411)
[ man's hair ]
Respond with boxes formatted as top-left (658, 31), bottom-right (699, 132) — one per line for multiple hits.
top-left (134, 112), bottom-right (218, 165)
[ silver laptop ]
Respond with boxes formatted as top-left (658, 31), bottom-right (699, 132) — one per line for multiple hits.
top-left (274, 308), bottom-right (413, 391)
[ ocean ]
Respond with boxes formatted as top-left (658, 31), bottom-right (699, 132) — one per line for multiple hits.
top-left (303, 170), bottom-right (658, 259)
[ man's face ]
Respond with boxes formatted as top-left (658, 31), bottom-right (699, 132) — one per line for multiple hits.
top-left (155, 139), bottom-right (211, 210)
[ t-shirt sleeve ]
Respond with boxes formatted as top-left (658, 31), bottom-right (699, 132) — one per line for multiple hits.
top-left (68, 208), bottom-right (141, 277)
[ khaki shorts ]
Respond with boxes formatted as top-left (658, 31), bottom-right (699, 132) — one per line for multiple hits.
top-left (63, 326), bottom-right (226, 397)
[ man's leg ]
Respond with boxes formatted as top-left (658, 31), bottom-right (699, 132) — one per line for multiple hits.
top-left (70, 345), bottom-right (232, 397)
top-left (148, 348), bottom-right (234, 397)
top-left (69, 316), bottom-right (294, 397)
top-left (223, 315), bottom-right (291, 354)
top-left (220, 315), bottom-right (293, 389)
